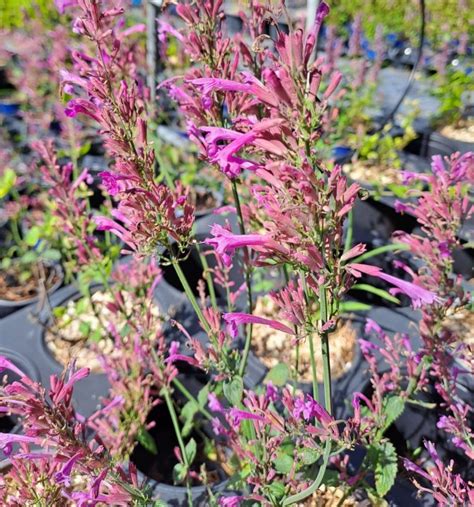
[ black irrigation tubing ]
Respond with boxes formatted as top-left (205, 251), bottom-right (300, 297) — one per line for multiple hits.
top-left (377, 0), bottom-right (426, 131)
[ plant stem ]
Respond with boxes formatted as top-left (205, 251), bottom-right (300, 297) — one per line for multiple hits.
top-left (281, 439), bottom-right (332, 506)
top-left (319, 285), bottom-right (332, 415)
top-left (231, 180), bottom-right (254, 378)
top-left (162, 388), bottom-right (193, 507)
top-left (195, 243), bottom-right (218, 310)
top-left (300, 273), bottom-right (320, 403)
top-left (343, 209), bottom-right (353, 254)
top-left (172, 377), bottom-right (212, 420)
top-left (171, 257), bottom-right (212, 335)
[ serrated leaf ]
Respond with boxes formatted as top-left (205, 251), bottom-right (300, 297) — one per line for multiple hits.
top-left (137, 427), bottom-right (157, 455)
top-left (185, 438), bottom-right (197, 464)
top-left (368, 441), bottom-right (397, 497)
top-left (382, 396), bottom-right (405, 432)
top-left (264, 363), bottom-right (289, 387)
top-left (223, 377), bottom-right (243, 406)
top-left (273, 452), bottom-right (293, 474)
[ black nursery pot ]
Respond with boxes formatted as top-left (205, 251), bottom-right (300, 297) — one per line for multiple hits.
top-left (131, 374), bottom-right (230, 507)
top-left (0, 347), bottom-right (40, 434)
top-left (0, 262), bottom-right (64, 319)
top-left (429, 129), bottom-right (474, 156)
top-left (0, 284), bottom-right (110, 419)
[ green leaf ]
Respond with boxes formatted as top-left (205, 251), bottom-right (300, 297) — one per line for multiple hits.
top-left (137, 427), bottom-right (157, 455)
top-left (0, 168), bottom-right (16, 198)
top-left (173, 462), bottom-right (187, 483)
top-left (197, 385), bottom-right (209, 409)
top-left (42, 248), bottom-right (62, 261)
top-left (367, 441), bottom-right (398, 497)
top-left (382, 396), bottom-right (406, 432)
top-left (274, 452), bottom-right (293, 474)
top-left (301, 447), bottom-right (320, 465)
top-left (24, 226), bottom-right (41, 247)
top-left (264, 363), bottom-right (290, 387)
top-left (180, 400), bottom-right (198, 438)
top-left (20, 251), bottom-right (38, 264)
top-left (351, 284), bottom-right (400, 304)
top-left (266, 481), bottom-right (286, 501)
top-left (223, 377), bottom-right (243, 406)
top-left (352, 243), bottom-right (409, 263)
top-left (185, 438), bottom-right (197, 464)
top-left (339, 301), bottom-right (371, 312)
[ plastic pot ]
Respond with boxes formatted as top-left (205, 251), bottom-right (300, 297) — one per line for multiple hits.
top-left (0, 347), bottom-right (40, 434)
top-left (0, 284), bottom-right (109, 419)
top-left (0, 262), bottom-right (64, 319)
top-left (429, 129), bottom-right (474, 155)
top-left (130, 373), bottom-right (232, 507)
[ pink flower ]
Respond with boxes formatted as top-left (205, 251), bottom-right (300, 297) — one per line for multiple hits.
top-left (205, 224), bottom-right (283, 266)
top-left (347, 263), bottom-right (440, 309)
top-left (0, 356), bottom-right (26, 379)
top-left (208, 393), bottom-right (223, 413)
top-left (228, 408), bottom-right (264, 426)
top-left (64, 99), bottom-right (101, 122)
top-left (223, 312), bottom-right (295, 339)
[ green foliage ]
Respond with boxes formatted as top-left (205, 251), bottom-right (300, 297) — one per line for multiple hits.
top-left (367, 441), bottom-right (398, 497)
top-left (432, 70), bottom-right (474, 127)
top-left (136, 427), bottom-right (158, 455)
top-left (264, 363), bottom-right (290, 386)
top-left (223, 377), bottom-right (244, 406)
top-left (0, 0), bottom-right (59, 29)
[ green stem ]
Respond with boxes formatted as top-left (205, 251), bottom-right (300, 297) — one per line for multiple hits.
top-left (172, 378), bottom-right (212, 420)
top-left (343, 209), bottom-right (353, 254)
top-left (162, 388), bottom-right (193, 507)
top-left (231, 181), bottom-right (254, 378)
top-left (172, 257), bottom-right (212, 336)
top-left (300, 273), bottom-right (319, 404)
top-left (319, 285), bottom-right (332, 415)
top-left (195, 243), bottom-right (218, 310)
top-left (281, 439), bottom-right (332, 506)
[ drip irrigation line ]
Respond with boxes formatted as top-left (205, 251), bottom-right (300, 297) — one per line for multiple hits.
top-left (376, 0), bottom-right (426, 131)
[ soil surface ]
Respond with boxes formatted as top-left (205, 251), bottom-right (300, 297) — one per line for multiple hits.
top-left (252, 297), bottom-right (357, 383)
top-left (298, 486), bottom-right (371, 506)
top-left (45, 291), bottom-right (160, 372)
top-left (440, 122), bottom-right (474, 143)
top-left (0, 262), bottom-right (60, 302)
top-left (343, 160), bottom-right (404, 186)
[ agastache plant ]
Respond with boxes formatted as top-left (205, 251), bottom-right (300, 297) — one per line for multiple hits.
top-left (0, 357), bottom-right (149, 505)
top-left (164, 3), bottom-right (438, 504)
top-left (394, 152), bottom-right (474, 495)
